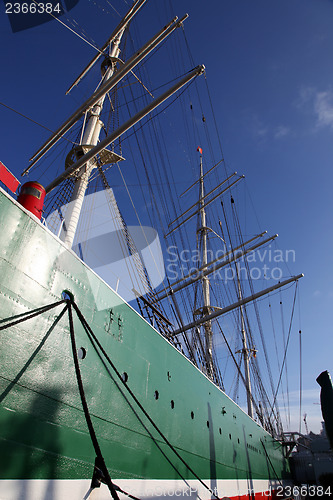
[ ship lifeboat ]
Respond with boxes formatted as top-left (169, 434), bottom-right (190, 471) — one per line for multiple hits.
top-left (17, 181), bottom-right (46, 220)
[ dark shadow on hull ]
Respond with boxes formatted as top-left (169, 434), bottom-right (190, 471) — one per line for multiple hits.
top-left (242, 426), bottom-right (255, 500)
top-left (208, 402), bottom-right (217, 495)
top-left (0, 306), bottom-right (67, 404)
top-left (0, 389), bottom-right (62, 500)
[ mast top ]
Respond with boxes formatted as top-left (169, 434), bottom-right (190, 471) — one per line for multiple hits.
top-left (66, 0), bottom-right (148, 94)
top-left (23, 13), bottom-right (190, 177)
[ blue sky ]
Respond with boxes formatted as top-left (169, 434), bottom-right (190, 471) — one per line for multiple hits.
top-left (1, 0), bottom-right (333, 434)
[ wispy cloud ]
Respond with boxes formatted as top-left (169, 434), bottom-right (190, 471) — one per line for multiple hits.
top-left (297, 85), bottom-right (315, 108)
top-left (277, 388), bottom-right (322, 434)
top-left (247, 114), bottom-right (290, 142)
top-left (297, 85), bottom-right (333, 130)
top-left (314, 90), bottom-right (333, 128)
top-left (279, 388), bottom-right (320, 403)
top-left (250, 114), bottom-right (268, 139)
top-left (274, 125), bottom-right (290, 139)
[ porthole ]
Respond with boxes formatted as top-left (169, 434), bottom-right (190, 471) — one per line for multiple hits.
top-left (121, 372), bottom-right (128, 383)
top-left (78, 347), bottom-right (86, 360)
top-left (191, 411), bottom-right (194, 419)
top-left (229, 433), bottom-right (232, 440)
top-left (219, 428), bottom-right (222, 435)
top-left (154, 390), bottom-right (159, 400)
top-left (170, 400), bottom-right (175, 409)
top-left (207, 421), bottom-right (210, 428)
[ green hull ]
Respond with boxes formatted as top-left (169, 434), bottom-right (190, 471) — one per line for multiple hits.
top-left (0, 188), bottom-right (290, 498)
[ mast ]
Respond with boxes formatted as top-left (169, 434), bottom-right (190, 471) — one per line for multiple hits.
top-left (157, 231), bottom-right (277, 300)
top-left (172, 273), bottom-right (304, 336)
top-left (25, 14), bottom-right (189, 175)
top-left (197, 148), bottom-right (214, 379)
top-left (54, 12), bottom-right (195, 247)
top-left (236, 263), bottom-right (254, 418)
top-left (63, 29), bottom-right (124, 247)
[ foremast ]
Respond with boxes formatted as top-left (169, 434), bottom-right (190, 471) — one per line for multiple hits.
top-left (63, 29), bottom-right (125, 247)
top-left (25, 1), bottom-right (205, 252)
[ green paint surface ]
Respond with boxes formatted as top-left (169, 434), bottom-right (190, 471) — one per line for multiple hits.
top-left (0, 189), bottom-right (289, 483)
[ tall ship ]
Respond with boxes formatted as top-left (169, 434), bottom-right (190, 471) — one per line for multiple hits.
top-left (0, 2), bottom-right (303, 499)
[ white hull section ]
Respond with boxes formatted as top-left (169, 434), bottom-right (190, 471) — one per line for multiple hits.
top-left (0, 478), bottom-right (287, 500)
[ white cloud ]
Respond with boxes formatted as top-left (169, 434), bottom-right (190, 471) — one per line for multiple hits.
top-left (297, 85), bottom-right (333, 131)
top-left (314, 90), bottom-right (333, 128)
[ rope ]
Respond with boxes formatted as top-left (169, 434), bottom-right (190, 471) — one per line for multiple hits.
top-left (0, 304), bottom-right (68, 404)
top-left (67, 301), bottom-right (122, 500)
top-left (70, 299), bottom-right (219, 500)
top-left (117, 163), bottom-right (168, 297)
top-left (268, 299), bottom-right (288, 431)
top-left (299, 328), bottom-right (302, 434)
top-left (279, 292), bottom-right (290, 427)
top-left (298, 288), bottom-right (303, 435)
top-left (0, 299), bottom-right (137, 499)
top-left (260, 439), bottom-right (283, 486)
top-left (0, 294), bottom-right (289, 498)
top-left (0, 299), bottom-right (66, 330)
top-left (0, 102), bottom-right (74, 144)
top-left (269, 283), bottom-right (298, 419)
top-left (30, 0), bottom-right (105, 56)
top-left (230, 197), bottom-right (282, 432)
